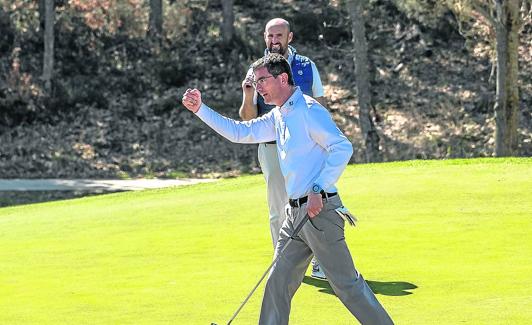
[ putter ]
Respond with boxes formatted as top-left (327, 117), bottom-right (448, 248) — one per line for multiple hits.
top-left (212, 213), bottom-right (310, 325)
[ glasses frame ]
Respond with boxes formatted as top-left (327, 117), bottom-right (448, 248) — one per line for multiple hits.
top-left (252, 75), bottom-right (275, 88)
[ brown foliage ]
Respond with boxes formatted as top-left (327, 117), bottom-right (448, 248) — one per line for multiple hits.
top-left (0, 0), bottom-right (530, 179)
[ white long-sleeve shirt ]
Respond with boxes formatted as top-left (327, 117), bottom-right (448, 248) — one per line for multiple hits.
top-left (196, 87), bottom-right (353, 199)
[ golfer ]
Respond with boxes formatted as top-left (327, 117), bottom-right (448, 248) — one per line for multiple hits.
top-left (240, 17), bottom-right (328, 280)
top-left (182, 53), bottom-right (393, 325)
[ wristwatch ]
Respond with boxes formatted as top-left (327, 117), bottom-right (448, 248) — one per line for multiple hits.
top-left (311, 183), bottom-right (322, 194)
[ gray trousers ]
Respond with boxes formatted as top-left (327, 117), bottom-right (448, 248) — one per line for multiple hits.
top-left (259, 195), bottom-right (394, 325)
top-left (257, 143), bottom-right (289, 248)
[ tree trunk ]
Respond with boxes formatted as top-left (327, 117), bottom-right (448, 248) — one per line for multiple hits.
top-left (42, 0), bottom-right (54, 94)
top-left (38, 0), bottom-right (45, 34)
top-left (148, 0), bottom-right (163, 39)
top-left (346, 0), bottom-right (381, 162)
top-left (221, 0), bottom-right (235, 45)
top-left (494, 0), bottom-right (520, 156)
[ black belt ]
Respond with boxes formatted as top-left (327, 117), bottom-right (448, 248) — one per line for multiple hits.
top-left (289, 191), bottom-right (337, 208)
top-left (263, 141), bottom-right (276, 144)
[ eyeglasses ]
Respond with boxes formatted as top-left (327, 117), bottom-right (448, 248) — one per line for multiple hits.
top-left (252, 75), bottom-right (274, 88)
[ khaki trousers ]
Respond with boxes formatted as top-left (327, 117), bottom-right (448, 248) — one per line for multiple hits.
top-left (258, 143), bottom-right (288, 248)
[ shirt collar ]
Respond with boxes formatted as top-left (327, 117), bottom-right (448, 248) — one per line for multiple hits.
top-left (279, 87), bottom-right (303, 114)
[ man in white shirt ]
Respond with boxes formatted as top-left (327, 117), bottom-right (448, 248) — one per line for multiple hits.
top-left (240, 18), bottom-right (327, 279)
top-left (182, 53), bottom-right (393, 325)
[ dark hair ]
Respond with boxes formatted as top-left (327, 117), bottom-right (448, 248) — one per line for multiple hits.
top-left (251, 53), bottom-right (295, 86)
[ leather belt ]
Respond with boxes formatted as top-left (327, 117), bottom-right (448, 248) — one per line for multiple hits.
top-left (289, 191), bottom-right (337, 208)
top-left (263, 141), bottom-right (276, 144)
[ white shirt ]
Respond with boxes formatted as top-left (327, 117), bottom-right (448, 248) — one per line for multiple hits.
top-left (196, 87), bottom-right (353, 199)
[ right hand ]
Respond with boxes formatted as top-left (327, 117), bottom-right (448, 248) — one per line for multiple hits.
top-left (182, 88), bottom-right (202, 113)
top-left (307, 193), bottom-right (324, 218)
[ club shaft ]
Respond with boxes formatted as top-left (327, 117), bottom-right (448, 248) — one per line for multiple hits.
top-left (226, 214), bottom-right (309, 325)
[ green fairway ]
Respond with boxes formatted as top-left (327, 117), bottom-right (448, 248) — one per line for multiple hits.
top-left (1, 158), bottom-right (531, 324)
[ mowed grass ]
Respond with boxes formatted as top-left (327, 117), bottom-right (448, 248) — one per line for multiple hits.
top-left (0, 158), bottom-right (530, 324)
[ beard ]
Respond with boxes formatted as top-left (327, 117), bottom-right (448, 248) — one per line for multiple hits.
top-left (268, 43), bottom-right (287, 56)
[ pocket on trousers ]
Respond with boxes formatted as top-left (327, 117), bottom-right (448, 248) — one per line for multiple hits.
top-left (308, 217), bottom-right (322, 231)
top-left (324, 195), bottom-right (343, 212)
top-left (323, 197), bottom-right (345, 230)
top-left (323, 217), bottom-right (345, 242)
top-left (309, 211), bottom-right (345, 243)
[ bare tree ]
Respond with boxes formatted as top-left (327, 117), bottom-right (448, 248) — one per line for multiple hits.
top-left (148, 0), bottom-right (163, 39)
top-left (346, 0), bottom-right (381, 162)
top-left (221, 0), bottom-right (235, 45)
top-left (42, 0), bottom-right (55, 93)
top-left (492, 0), bottom-right (521, 156)
top-left (451, 0), bottom-right (526, 156)
top-left (38, 0), bottom-right (45, 33)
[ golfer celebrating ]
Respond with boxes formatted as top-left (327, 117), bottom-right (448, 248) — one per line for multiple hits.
top-left (182, 53), bottom-right (393, 325)
top-left (240, 17), bottom-right (328, 280)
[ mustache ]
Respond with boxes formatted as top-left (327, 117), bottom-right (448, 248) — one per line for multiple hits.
top-left (269, 44), bottom-right (285, 54)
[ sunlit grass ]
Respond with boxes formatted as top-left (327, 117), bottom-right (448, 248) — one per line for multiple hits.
top-left (0, 158), bottom-right (530, 324)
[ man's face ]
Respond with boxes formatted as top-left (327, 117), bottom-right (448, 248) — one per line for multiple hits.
top-left (253, 67), bottom-right (282, 105)
top-left (264, 24), bottom-right (293, 57)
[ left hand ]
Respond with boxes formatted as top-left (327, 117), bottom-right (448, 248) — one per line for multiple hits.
top-left (307, 193), bottom-right (323, 218)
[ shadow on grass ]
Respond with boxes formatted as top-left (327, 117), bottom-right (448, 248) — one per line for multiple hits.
top-left (367, 280), bottom-right (418, 296)
top-left (302, 276), bottom-right (417, 296)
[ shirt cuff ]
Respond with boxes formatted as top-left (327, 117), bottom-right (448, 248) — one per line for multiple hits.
top-left (195, 103), bottom-right (208, 116)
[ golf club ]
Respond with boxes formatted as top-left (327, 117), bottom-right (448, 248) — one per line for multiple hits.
top-left (212, 213), bottom-right (310, 325)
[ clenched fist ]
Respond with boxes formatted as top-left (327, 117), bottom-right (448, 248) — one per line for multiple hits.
top-left (182, 88), bottom-right (202, 113)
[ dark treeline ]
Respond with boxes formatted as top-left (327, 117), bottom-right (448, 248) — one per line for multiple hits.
top-left (0, 0), bottom-right (530, 179)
